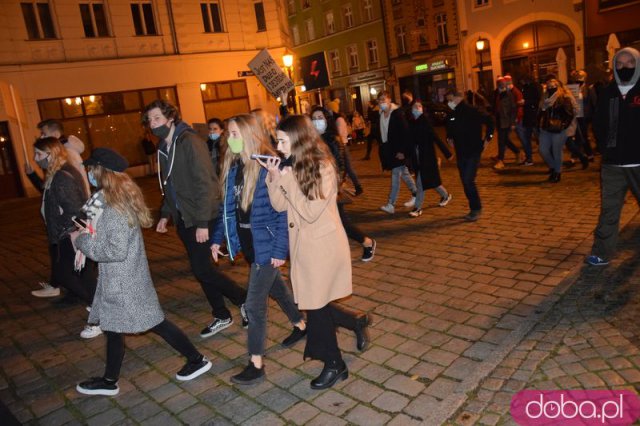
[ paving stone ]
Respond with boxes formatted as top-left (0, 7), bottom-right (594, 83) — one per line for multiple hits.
top-left (403, 394), bottom-right (440, 421)
top-left (87, 407), bottom-right (126, 426)
top-left (243, 410), bottom-right (285, 426)
top-left (306, 412), bottom-right (347, 426)
top-left (312, 390), bottom-right (357, 416)
top-left (177, 403), bottom-right (216, 424)
top-left (371, 390), bottom-right (409, 413)
top-left (127, 400), bottom-right (163, 422)
top-left (343, 379), bottom-right (384, 403)
top-left (282, 401), bottom-right (321, 425)
top-left (256, 387), bottom-right (299, 413)
top-left (425, 377), bottom-right (459, 399)
top-left (344, 404), bottom-right (391, 426)
top-left (384, 374), bottom-right (425, 397)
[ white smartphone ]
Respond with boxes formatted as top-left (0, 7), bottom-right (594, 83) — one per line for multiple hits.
top-left (250, 154), bottom-right (280, 161)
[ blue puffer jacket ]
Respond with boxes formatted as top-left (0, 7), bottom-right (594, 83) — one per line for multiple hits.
top-left (212, 165), bottom-right (288, 265)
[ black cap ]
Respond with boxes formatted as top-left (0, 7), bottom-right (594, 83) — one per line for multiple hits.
top-left (83, 148), bottom-right (128, 172)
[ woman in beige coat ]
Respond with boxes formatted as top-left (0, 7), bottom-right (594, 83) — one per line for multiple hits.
top-left (262, 115), bottom-right (353, 390)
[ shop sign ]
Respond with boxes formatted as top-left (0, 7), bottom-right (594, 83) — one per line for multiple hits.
top-left (430, 60), bottom-right (448, 71)
top-left (415, 64), bottom-right (429, 72)
top-left (349, 71), bottom-right (384, 84)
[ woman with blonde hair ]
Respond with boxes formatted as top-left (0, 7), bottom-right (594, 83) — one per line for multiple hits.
top-left (211, 114), bottom-right (306, 385)
top-left (261, 115), bottom-right (353, 390)
top-left (251, 108), bottom-right (277, 148)
top-left (71, 148), bottom-right (211, 396)
top-left (30, 137), bottom-right (96, 309)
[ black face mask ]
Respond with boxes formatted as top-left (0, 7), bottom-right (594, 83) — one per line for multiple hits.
top-left (36, 157), bottom-right (49, 170)
top-left (617, 67), bottom-right (636, 83)
top-left (547, 87), bottom-right (557, 96)
top-left (151, 123), bottom-right (171, 140)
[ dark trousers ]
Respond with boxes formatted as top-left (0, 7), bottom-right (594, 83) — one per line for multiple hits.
top-left (337, 203), bottom-right (366, 245)
top-left (51, 237), bottom-right (97, 304)
top-left (176, 218), bottom-right (246, 320)
top-left (364, 135), bottom-right (377, 159)
top-left (343, 146), bottom-right (362, 190)
top-left (592, 165), bottom-right (640, 259)
top-left (497, 128), bottom-right (520, 160)
top-left (305, 303), bottom-right (355, 364)
top-left (577, 118), bottom-right (594, 157)
top-left (457, 156), bottom-right (482, 211)
top-left (104, 319), bottom-right (201, 380)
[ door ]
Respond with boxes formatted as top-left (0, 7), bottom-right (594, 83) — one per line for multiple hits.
top-left (0, 122), bottom-right (23, 199)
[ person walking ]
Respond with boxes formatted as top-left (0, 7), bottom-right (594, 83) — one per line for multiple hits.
top-left (72, 148), bottom-right (212, 396)
top-left (335, 112), bottom-right (364, 196)
top-left (407, 100), bottom-right (453, 217)
top-left (210, 114), bottom-right (306, 385)
top-left (586, 47), bottom-right (640, 266)
top-left (262, 115), bottom-right (356, 389)
top-left (377, 91), bottom-right (418, 214)
top-left (492, 76), bottom-right (521, 170)
top-left (363, 100), bottom-right (379, 160)
top-left (515, 76), bottom-right (541, 166)
top-left (537, 77), bottom-right (575, 183)
top-left (445, 90), bottom-right (494, 222)
top-left (143, 100), bottom-right (248, 338)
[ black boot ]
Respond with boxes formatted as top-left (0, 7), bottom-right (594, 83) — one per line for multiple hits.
top-left (550, 172), bottom-right (561, 183)
top-left (310, 360), bottom-right (348, 390)
top-left (548, 171), bottom-right (557, 182)
top-left (354, 314), bottom-right (370, 351)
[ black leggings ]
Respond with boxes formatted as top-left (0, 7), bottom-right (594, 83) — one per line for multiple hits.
top-left (104, 319), bottom-right (201, 380)
top-left (337, 203), bottom-right (366, 245)
top-left (51, 238), bottom-right (97, 304)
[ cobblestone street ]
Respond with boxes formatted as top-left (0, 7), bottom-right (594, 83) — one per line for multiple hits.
top-left (1, 142), bottom-right (639, 425)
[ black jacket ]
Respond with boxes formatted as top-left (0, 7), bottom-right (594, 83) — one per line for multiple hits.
top-left (446, 102), bottom-right (494, 159)
top-left (409, 115), bottom-right (451, 189)
top-left (158, 121), bottom-right (221, 228)
top-left (521, 83), bottom-right (541, 128)
top-left (378, 107), bottom-right (410, 170)
top-left (594, 81), bottom-right (640, 165)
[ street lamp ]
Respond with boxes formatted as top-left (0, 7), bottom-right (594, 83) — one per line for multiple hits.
top-left (282, 54), bottom-right (297, 113)
top-left (475, 38), bottom-right (486, 72)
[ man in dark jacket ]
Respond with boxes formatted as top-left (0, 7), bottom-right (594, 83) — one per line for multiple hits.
top-left (493, 76), bottom-right (521, 169)
top-left (143, 100), bottom-right (247, 336)
top-left (446, 90), bottom-right (494, 221)
top-left (516, 75), bottom-right (541, 166)
top-left (377, 91), bottom-right (417, 214)
top-left (587, 47), bottom-right (640, 266)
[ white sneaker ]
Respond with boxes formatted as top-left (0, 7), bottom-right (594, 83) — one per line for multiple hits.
top-left (439, 193), bottom-right (452, 207)
top-left (31, 282), bottom-right (61, 298)
top-left (86, 306), bottom-right (91, 313)
top-left (403, 197), bottom-right (416, 208)
top-left (380, 204), bottom-right (395, 214)
top-left (80, 325), bottom-right (103, 339)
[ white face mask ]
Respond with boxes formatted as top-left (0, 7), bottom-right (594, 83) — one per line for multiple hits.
top-left (447, 101), bottom-right (457, 110)
top-left (312, 119), bottom-right (328, 134)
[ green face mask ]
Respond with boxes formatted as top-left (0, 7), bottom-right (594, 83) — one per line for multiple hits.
top-left (227, 137), bottom-right (244, 154)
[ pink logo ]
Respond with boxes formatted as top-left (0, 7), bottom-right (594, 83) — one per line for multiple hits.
top-left (511, 390), bottom-right (640, 425)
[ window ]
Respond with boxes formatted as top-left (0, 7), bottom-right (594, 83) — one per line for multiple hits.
top-left (474, 0), bottom-right (490, 8)
top-left (363, 0), bottom-right (373, 21)
top-left (201, 80), bottom-right (250, 122)
top-left (325, 11), bottom-right (335, 34)
top-left (292, 24), bottom-right (300, 44)
top-left (347, 44), bottom-right (358, 69)
top-left (201, 2), bottom-right (224, 33)
top-left (416, 14), bottom-right (425, 27)
top-left (21, 2), bottom-right (56, 40)
top-left (366, 39), bottom-right (378, 64)
top-left (79, 2), bottom-right (110, 38)
top-left (287, 0), bottom-right (295, 15)
top-left (436, 13), bottom-right (448, 46)
top-left (329, 50), bottom-right (341, 74)
top-left (131, 2), bottom-right (157, 35)
top-left (254, 2), bottom-right (266, 32)
top-left (305, 18), bottom-right (314, 40)
top-left (419, 32), bottom-right (428, 46)
top-left (395, 25), bottom-right (406, 55)
top-left (342, 4), bottom-right (353, 29)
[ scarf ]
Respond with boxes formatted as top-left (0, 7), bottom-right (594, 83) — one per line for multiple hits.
top-left (74, 190), bottom-right (105, 271)
top-left (542, 91), bottom-right (560, 111)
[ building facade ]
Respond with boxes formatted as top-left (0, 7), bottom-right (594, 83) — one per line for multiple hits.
top-left (0, 0), bottom-right (291, 198)
top-left (382, 0), bottom-right (462, 105)
top-left (456, 0), bottom-right (584, 96)
top-left (286, 0), bottom-right (389, 115)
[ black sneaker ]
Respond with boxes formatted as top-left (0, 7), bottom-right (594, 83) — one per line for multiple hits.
top-left (361, 240), bottom-right (376, 262)
top-left (240, 304), bottom-right (249, 329)
top-left (176, 356), bottom-right (212, 381)
top-left (200, 317), bottom-right (233, 338)
top-left (464, 210), bottom-right (482, 222)
top-left (76, 377), bottom-right (119, 396)
top-left (282, 326), bottom-right (307, 347)
top-left (231, 361), bottom-right (265, 385)
top-left (354, 186), bottom-right (364, 196)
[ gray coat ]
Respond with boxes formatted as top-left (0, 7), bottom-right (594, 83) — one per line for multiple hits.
top-left (76, 204), bottom-right (164, 333)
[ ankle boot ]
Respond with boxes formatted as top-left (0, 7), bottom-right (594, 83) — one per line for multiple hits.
top-left (354, 314), bottom-right (370, 351)
top-left (310, 360), bottom-right (348, 390)
top-left (550, 172), bottom-right (561, 183)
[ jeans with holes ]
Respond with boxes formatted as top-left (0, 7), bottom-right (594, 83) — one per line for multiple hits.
top-left (388, 165), bottom-right (417, 205)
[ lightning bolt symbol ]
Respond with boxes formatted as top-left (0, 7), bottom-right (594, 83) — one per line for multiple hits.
top-left (310, 60), bottom-right (320, 79)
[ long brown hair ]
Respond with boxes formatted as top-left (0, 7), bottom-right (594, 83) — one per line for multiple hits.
top-left (91, 165), bottom-right (153, 228)
top-left (220, 114), bottom-right (277, 211)
top-left (33, 137), bottom-right (68, 187)
top-left (277, 115), bottom-right (336, 200)
top-left (251, 108), bottom-right (277, 145)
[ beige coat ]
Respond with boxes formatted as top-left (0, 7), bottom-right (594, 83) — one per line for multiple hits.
top-left (267, 162), bottom-right (352, 310)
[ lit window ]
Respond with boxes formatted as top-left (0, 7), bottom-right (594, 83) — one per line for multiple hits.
top-left (325, 11), bottom-right (335, 34)
top-left (343, 4), bottom-right (353, 28)
top-left (363, 0), bottom-right (373, 21)
top-left (305, 18), bottom-right (314, 40)
top-left (329, 50), bottom-right (341, 74)
top-left (347, 44), bottom-right (358, 69)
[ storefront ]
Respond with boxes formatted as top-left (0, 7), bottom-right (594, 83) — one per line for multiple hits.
top-left (398, 57), bottom-right (457, 104)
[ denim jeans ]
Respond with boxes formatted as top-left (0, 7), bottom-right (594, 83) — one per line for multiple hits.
top-left (497, 128), bottom-right (520, 160)
top-left (538, 129), bottom-right (567, 173)
top-left (388, 165), bottom-right (417, 205)
top-left (515, 124), bottom-right (533, 162)
top-left (457, 156), bottom-right (481, 211)
top-left (414, 172), bottom-right (447, 210)
top-left (245, 263), bottom-right (303, 356)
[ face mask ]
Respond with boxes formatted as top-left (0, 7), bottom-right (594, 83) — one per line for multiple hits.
top-left (547, 87), bottom-right (557, 96)
top-left (379, 103), bottom-right (389, 112)
top-left (36, 156), bottom-right (49, 170)
top-left (227, 137), bottom-right (244, 154)
top-left (88, 170), bottom-right (98, 188)
top-left (411, 109), bottom-right (422, 119)
top-left (617, 67), bottom-right (636, 82)
top-left (209, 133), bottom-right (220, 141)
top-left (312, 119), bottom-right (327, 134)
top-left (447, 101), bottom-right (457, 110)
top-left (151, 123), bottom-right (171, 140)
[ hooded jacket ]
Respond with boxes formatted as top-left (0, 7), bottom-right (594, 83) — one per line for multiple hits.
top-left (594, 47), bottom-right (640, 165)
top-left (158, 121), bottom-right (221, 228)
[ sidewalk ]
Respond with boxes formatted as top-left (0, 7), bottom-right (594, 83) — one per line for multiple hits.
top-left (1, 143), bottom-right (638, 425)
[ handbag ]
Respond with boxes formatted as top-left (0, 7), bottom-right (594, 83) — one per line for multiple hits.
top-left (540, 109), bottom-right (564, 133)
